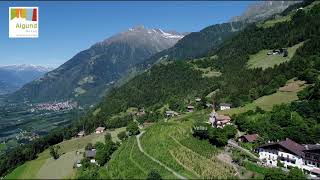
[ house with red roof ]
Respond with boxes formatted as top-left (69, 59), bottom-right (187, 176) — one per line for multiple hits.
top-left (239, 134), bottom-right (259, 143)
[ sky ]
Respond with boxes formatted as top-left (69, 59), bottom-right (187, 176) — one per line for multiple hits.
top-left (0, 1), bottom-right (254, 67)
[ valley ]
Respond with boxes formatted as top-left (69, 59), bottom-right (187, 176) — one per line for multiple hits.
top-left (0, 101), bottom-right (82, 143)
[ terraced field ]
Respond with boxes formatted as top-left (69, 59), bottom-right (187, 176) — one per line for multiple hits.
top-left (101, 111), bottom-right (235, 179)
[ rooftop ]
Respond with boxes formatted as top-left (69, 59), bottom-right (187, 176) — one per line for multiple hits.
top-left (219, 103), bottom-right (231, 107)
top-left (240, 134), bottom-right (259, 142)
top-left (259, 138), bottom-right (305, 156)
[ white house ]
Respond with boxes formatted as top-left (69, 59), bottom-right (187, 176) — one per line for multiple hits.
top-left (219, 103), bottom-right (231, 111)
top-left (257, 138), bottom-right (320, 178)
top-left (95, 127), bottom-right (105, 134)
top-left (77, 131), bottom-right (85, 137)
top-left (165, 110), bottom-right (179, 117)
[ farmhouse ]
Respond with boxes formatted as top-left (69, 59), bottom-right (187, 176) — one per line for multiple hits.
top-left (77, 131), bottom-right (85, 137)
top-left (209, 111), bottom-right (231, 128)
top-left (267, 48), bottom-right (288, 57)
top-left (165, 110), bottom-right (179, 117)
top-left (195, 98), bottom-right (201, 102)
top-left (219, 103), bottom-right (231, 110)
top-left (257, 138), bottom-right (320, 178)
top-left (85, 149), bottom-right (97, 163)
top-left (136, 108), bottom-right (146, 116)
top-left (239, 134), bottom-right (259, 143)
top-left (95, 127), bottom-right (105, 134)
top-left (187, 105), bottom-right (195, 112)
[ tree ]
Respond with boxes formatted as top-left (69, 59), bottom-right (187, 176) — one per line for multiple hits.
top-left (85, 143), bottom-right (93, 150)
top-left (146, 169), bottom-right (162, 180)
top-left (126, 121), bottom-right (140, 136)
top-left (104, 133), bottom-right (112, 143)
top-left (77, 162), bottom-right (100, 179)
top-left (117, 131), bottom-right (127, 141)
top-left (49, 145), bottom-right (60, 160)
top-left (287, 167), bottom-right (306, 179)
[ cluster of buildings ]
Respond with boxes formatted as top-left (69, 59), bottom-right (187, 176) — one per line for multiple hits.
top-left (257, 138), bottom-right (320, 178)
top-left (267, 48), bottom-right (288, 57)
top-left (30, 101), bottom-right (77, 112)
top-left (15, 130), bottom-right (39, 143)
top-left (208, 102), bottom-right (232, 128)
top-left (76, 126), bottom-right (106, 138)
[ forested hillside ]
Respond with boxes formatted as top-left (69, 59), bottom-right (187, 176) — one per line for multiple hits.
top-left (88, 2), bottom-right (320, 126)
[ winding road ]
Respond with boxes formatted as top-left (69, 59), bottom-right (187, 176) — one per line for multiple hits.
top-left (136, 131), bottom-right (187, 179)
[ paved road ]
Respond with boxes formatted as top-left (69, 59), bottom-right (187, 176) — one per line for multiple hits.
top-left (136, 131), bottom-right (187, 179)
top-left (228, 140), bottom-right (260, 161)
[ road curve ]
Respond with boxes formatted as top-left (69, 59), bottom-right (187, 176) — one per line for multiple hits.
top-left (136, 131), bottom-right (187, 179)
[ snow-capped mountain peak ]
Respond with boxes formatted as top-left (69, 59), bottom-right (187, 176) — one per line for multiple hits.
top-left (0, 64), bottom-right (53, 72)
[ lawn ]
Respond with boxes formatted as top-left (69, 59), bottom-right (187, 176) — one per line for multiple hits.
top-left (261, 15), bottom-right (291, 28)
top-left (247, 42), bottom-right (304, 70)
top-left (220, 80), bottom-right (307, 116)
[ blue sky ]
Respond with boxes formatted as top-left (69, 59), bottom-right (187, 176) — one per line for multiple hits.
top-left (0, 1), bottom-right (254, 67)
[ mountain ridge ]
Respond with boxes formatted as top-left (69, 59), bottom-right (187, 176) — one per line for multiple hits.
top-left (8, 26), bottom-right (185, 105)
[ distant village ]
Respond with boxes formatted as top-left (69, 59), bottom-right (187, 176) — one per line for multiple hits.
top-left (29, 100), bottom-right (77, 112)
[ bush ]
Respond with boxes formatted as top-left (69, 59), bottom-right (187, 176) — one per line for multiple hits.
top-left (146, 169), bottom-right (162, 180)
top-left (49, 145), bottom-right (60, 160)
top-left (117, 131), bottom-right (127, 141)
top-left (126, 121), bottom-right (140, 136)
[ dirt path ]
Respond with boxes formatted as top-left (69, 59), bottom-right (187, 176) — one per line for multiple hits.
top-left (217, 152), bottom-right (240, 178)
top-left (136, 131), bottom-right (187, 180)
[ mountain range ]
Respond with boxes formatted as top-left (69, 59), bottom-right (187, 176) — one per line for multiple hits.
top-left (7, 1), bottom-right (299, 106)
top-left (8, 26), bottom-right (186, 105)
top-left (0, 64), bottom-right (52, 95)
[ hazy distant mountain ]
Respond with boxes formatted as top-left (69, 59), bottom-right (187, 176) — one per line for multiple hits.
top-left (230, 1), bottom-right (301, 23)
top-left (0, 64), bottom-right (52, 95)
top-left (9, 26), bottom-right (186, 105)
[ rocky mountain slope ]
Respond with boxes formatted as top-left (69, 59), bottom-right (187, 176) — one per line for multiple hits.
top-left (8, 26), bottom-right (186, 105)
top-left (230, 1), bottom-right (301, 23)
top-left (141, 21), bottom-right (246, 67)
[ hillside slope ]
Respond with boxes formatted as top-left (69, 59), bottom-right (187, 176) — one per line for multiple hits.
top-left (80, 2), bottom-right (320, 132)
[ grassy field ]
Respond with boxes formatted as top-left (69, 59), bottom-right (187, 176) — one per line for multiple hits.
top-left (247, 42), bottom-right (304, 70)
top-left (220, 80), bottom-right (307, 116)
top-left (5, 129), bottom-right (122, 179)
top-left (261, 15), bottom-right (291, 28)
